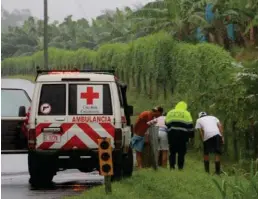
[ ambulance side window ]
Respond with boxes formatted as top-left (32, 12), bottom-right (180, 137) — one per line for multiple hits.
top-left (116, 84), bottom-right (124, 108)
top-left (38, 84), bottom-right (66, 115)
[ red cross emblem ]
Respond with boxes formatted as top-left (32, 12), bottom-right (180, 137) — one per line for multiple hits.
top-left (80, 87), bottom-right (99, 105)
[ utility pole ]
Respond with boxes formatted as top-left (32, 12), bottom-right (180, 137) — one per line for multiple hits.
top-left (44, 0), bottom-right (48, 69)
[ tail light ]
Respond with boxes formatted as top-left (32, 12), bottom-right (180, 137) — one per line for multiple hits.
top-left (28, 129), bottom-right (36, 150)
top-left (114, 128), bottom-right (122, 149)
top-left (121, 116), bottom-right (127, 125)
top-left (22, 107), bottom-right (31, 137)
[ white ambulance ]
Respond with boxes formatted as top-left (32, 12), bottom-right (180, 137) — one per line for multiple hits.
top-left (27, 69), bottom-right (134, 187)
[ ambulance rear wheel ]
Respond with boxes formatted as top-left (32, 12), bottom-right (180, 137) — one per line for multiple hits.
top-left (29, 172), bottom-right (54, 188)
top-left (28, 152), bottom-right (55, 187)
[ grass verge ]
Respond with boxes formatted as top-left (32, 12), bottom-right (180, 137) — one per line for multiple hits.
top-left (65, 155), bottom-right (257, 199)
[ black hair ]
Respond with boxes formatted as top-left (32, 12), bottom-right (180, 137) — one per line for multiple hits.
top-left (152, 106), bottom-right (163, 113)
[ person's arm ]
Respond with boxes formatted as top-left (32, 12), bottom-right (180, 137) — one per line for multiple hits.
top-left (199, 128), bottom-right (204, 141)
top-left (195, 119), bottom-right (203, 141)
top-left (187, 112), bottom-right (195, 139)
top-left (147, 118), bottom-right (157, 126)
top-left (217, 120), bottom-right (224, 143)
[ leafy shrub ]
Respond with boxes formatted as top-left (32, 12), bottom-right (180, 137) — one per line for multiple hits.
top-left (212, 160), bottom-right (258, 199)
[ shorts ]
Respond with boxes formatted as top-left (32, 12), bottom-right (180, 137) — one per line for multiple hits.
top-left (158, 130), bottom-right (169, 151)
top-left (203, 134), bottom-right (222, 155)
top-left (131, 135), bottom-right (145, 152)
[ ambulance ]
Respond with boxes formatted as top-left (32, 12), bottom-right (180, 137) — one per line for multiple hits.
top-left (27, 69), bottom-right (134, 186)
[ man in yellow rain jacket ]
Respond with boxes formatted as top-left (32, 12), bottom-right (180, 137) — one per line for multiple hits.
top-left (165, 101), bottom-right (194, 170)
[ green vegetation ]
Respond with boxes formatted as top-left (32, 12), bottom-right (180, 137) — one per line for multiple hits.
top-left (64, 156), bottom-right (257, 199)
top-left (3, 30), bottom-right (258, 162)
top-left (1, 0), bottom-right (258, 60)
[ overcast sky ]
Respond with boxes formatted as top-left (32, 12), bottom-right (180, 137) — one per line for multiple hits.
top-left (2, 0), bottom-right (152, 21)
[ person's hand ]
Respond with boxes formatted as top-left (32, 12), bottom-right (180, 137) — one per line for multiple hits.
top-left (221, 136), bottom-right (224, 144)
top-left (188, 138), bottom-right (194, 147)
top-left (144, 133), bottom-right (149, 144)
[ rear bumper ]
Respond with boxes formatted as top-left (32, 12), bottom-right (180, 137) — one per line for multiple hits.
top-left (28, 149), bottom-right (121, 171)
top-left (29, 149), bottom-right (99, 171)
top-left (31, 149), bottom-right (99, 156)
top-left (30, 148), bottom-right (121, 155)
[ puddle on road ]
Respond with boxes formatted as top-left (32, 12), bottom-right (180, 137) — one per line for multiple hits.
top-left (29, 180), bottom-right (103, 192)
top-left (2, 173), bottom-right (103, 199)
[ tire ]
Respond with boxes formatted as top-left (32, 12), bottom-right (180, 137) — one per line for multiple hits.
top-left (111, 150), bottom-right (123, 182)
top-left (122, 147), bottom-right (133, 178)
top-left (28, 152), bottom-right (55, 188)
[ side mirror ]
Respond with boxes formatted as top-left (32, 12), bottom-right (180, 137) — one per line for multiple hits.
top-left (127, 105), bottom-right (134, 116)
top-left (18, 106), bottom-right (26, 117)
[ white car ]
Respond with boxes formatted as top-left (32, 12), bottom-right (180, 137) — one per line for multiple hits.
top-left (27, 69), bottom-right (134, 187)
top-left (1, 78), bottom-right (34, 175)
top-left (1, 78), bottom-right (34, 153)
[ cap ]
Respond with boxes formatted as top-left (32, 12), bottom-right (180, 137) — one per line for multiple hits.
top-left (198, 112), bottom-right (207, 118)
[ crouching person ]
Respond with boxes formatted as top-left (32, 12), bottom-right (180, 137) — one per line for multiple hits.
top-left (131, 106), bottom-right (163, 169)
top-left (147, 112), bottom-right (169, 168)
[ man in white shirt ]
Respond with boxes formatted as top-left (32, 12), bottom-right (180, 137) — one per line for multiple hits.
top-left (195, 112), bottom-right (224, 175)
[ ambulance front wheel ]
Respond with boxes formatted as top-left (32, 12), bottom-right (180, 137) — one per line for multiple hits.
top-left (122, 147), bottom-right (133, 177)
top-left (111, 148), bottom-right (133, 181)
top-left (111, 150), bottom-right (123, 181)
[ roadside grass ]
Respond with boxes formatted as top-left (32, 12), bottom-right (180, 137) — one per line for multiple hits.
top-left (65, 156), bottom-right (257, 199)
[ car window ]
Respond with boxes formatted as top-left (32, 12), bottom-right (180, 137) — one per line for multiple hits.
top-left (1, 89), bottom-right (31, 117)
top-left (69, 84), bottom-right (113, 115)
top-left (116, 83), bottom-right (124, 108)
top-left (38, 84), bottom-right (66, 115)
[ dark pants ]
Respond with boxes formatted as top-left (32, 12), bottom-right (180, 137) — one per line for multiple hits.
top-left (203, 134), bottom-right (223, 174)
top-left (203, 134), bottom-right (222, 155)
top-left (167, 130), bottom-right (188, 169)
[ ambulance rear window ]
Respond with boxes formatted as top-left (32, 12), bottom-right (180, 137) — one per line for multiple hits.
top-left (68, 84), bottom-right (113, 115)
top-left (38, 84), bottom-right (66, 115)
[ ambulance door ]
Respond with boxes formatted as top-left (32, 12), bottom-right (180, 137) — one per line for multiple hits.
top-left (67, 82), bottom-right (115, 150)
top-left (116, 83), bottom-right (132, 152)
top-left (35, 82), bottom-right (69, 150)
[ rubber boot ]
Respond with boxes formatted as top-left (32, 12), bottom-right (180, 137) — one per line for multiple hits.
top-left (204, 160), bottom-right (210, 173)
top-left (215, 161), bottom-right (221, 175)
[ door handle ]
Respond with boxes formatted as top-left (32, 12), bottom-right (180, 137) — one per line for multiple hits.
top-left (55, 117), bottom-right (65, 121)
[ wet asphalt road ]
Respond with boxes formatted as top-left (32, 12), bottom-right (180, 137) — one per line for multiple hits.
top-left (1, 170), bottom-right (104, 199)
top-left (1, 152), bottom-right (137, 199)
